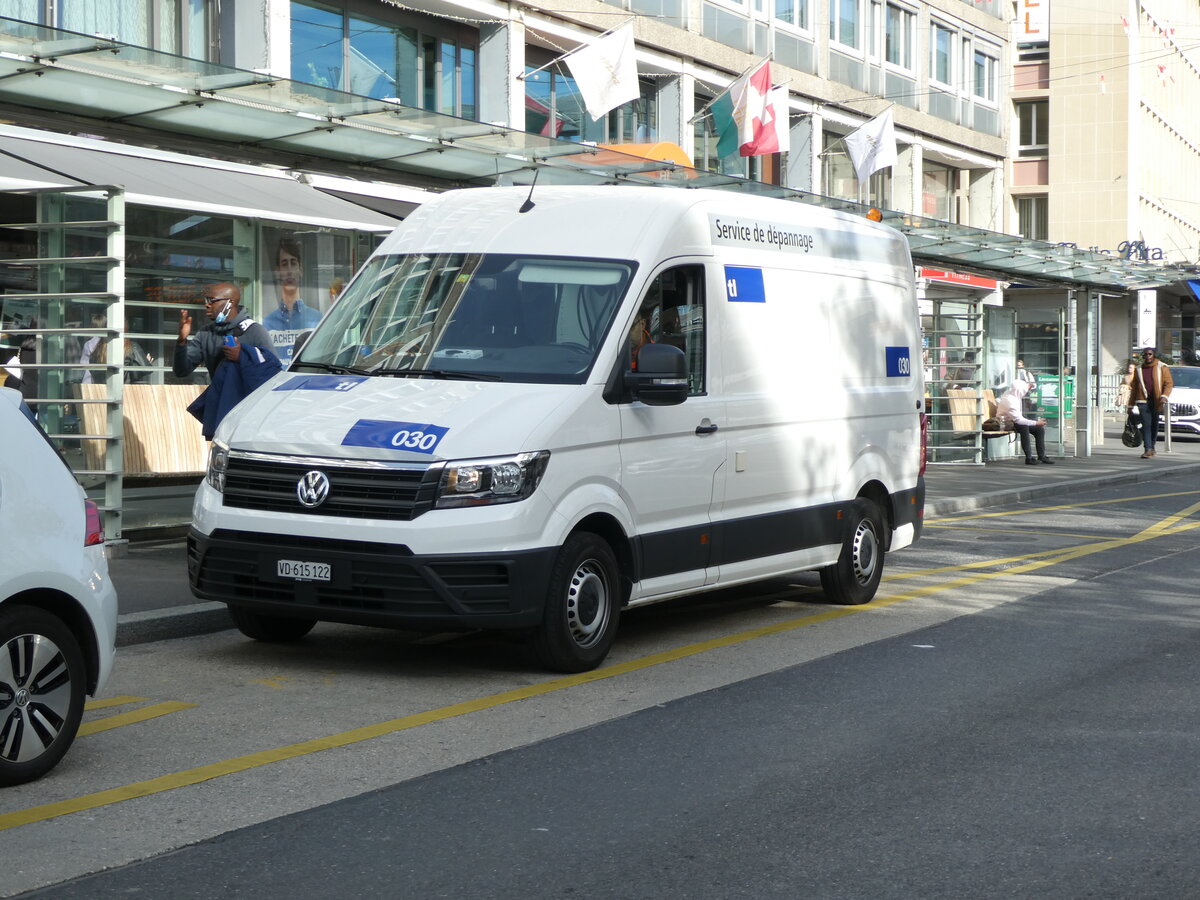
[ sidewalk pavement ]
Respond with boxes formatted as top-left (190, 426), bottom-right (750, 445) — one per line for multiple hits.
top-left (108, 429), bottom-right (1200, 647)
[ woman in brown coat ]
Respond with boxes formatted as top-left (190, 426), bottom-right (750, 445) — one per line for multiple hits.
top-left (1127, 347), bottom-right (1174, 458)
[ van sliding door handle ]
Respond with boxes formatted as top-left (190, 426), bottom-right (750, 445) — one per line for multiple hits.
top-left (695, 422), bottom-right (719, 435)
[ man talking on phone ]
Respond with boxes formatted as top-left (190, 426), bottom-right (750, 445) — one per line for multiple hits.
top-left (175, 281), bottom-right (281, 438)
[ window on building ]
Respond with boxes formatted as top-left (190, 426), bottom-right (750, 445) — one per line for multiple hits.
top-left (607, 79), bottom-right (659, 143)
top-left (931, 21), bottom-right (954, 84)
top-left (1016, 195), bottom-right (1048, 240)
top-left (1017, 100), bottom-right (1048, 156)
top-left (291, 1), bottom-right (476, 116)
top-left (526, 65), bottom-right (656, 144)
top-left (775, 0), bottom-right (810, 30)
top-left (922, 160), bottom-right (956, 220)
top-left (822, 132), bottom-right (891, 207)
top-left (884, 3), bottom-right (914, 69)
top-left (973, 47), bottom-right (998, 102)
top-left (599, 0), bottom-right (686, 28)
top-left (829, 0), bottom-right (861, 50)
top-left (19, 0), bottom-right (213, 58)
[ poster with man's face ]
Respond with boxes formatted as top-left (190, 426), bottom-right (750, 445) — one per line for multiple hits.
top-left (261, 227), bottom-right (322, 363)
top-left (260, 227), bottom-right (355, 362)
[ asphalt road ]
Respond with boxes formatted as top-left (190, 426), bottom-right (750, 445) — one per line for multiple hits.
top-left (9, 476), bottom-right (1200, 898)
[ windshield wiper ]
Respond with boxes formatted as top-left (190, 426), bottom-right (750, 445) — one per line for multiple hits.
top-left (373, 366), bottom-right (502, 382)
top-left (290, 360), bottom-right (372, 376)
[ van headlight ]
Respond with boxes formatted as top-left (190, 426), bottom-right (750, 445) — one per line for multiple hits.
top-left (206, 441), bottom-right (229, 493)
top-left (435, 451), bottom-right (550, 508)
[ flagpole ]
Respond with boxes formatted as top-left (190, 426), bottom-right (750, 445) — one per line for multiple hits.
top-left (686, 57), bottom-right (771, 125)
top-left (516, 16), bottom-right (637, 81)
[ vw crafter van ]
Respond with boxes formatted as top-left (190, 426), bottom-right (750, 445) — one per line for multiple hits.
top-left (189, 186), bottom-right (926, 672)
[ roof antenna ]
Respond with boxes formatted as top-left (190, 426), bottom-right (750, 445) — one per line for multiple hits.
top-left (519, 169), bottom-right (540, 214)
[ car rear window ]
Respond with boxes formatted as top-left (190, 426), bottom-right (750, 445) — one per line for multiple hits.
top-left (15, 397), bottom-right (72, 471)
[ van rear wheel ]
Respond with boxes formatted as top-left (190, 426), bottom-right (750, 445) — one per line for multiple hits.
top-left (819, 498), bottom-right (884, 605)
top-left (531, 533), bottom-right (621, 673)
top-left (228, 606), bottom-right (316, 642)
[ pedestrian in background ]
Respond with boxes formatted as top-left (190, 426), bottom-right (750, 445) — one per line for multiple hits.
top-left (175, 282), bottom-right (281, 439)
top-left (1115, 361), bottom-right (1135, 411)
top-left (997, 379), bottom-right (1055, 466)
top-left (1128, 346), bottom-right (1173, 459)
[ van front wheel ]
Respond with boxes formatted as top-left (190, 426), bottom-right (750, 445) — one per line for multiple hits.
top-left (228, 606), bottom-right (316, 642)
top-left (531, 534), bottom-right (621, 673)
top-left (819, 498), bottom-right (884, 605)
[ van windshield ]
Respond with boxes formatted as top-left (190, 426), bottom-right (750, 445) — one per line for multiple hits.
top-left (296, 253), bottom-right (635, 384)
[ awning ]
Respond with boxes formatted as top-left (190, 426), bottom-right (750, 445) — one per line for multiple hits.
top-left (0, 129), bottom-right (397, 230)
top-left (0, 16), bottom-right (1196, 290)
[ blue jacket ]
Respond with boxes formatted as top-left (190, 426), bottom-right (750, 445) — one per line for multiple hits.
top-left (187, 344), bottom-right (282, 439)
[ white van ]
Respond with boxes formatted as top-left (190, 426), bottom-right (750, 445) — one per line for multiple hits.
top-left (189, 186), bottom-right (926, 672)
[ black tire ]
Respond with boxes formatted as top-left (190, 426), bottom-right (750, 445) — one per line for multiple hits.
top-left (0, 605), bottom-right (87, 787)
top-left (819, 498), bottom-right (885, 605)
top-left (227, 606), bottom-right (316, 642)
top-left (530, 533), bottom-right (621, 673)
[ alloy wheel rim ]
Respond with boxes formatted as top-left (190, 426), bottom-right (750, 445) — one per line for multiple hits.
top-left (0, 633), bottom-right (72, 764)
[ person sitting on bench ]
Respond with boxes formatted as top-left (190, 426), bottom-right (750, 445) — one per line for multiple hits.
top-left (997, 379), bottom-right (1055, 466)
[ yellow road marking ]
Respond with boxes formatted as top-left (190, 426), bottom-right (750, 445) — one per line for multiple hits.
top-left (927, 488), bottom-right (1200, 525)
top-left (4, 498), bottom-right (1200, 832)
top-left (924, 525), bottom-right (1112, 540)
top-left (251, 677), bottom-right (296, 690)
top-left (84, 696), bottom-right (148, 711)
top-left (77, 702), bottom-right (198, 738)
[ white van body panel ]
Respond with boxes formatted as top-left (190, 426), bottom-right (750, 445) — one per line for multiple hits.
top-left (189, 186), bottom-right (925, 654)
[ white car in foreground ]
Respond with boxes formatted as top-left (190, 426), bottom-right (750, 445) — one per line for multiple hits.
top-left (0, 387), bottom-right (117, 785)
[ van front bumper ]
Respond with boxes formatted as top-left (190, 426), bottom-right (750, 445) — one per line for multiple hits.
top-left (187, 528), bottom-right (557, 631)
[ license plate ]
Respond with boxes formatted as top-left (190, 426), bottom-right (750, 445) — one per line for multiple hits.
top-left (276, 560), bottom-right (331, 582)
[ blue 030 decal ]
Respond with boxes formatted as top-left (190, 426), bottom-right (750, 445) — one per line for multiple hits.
top-left (342, 419), bottom-right (450, 454)
top-left (885, 346), bottom-right (912, 377)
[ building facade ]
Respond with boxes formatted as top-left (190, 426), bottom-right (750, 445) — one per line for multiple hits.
top-left (1009, 0), bottom-right (1200, 377)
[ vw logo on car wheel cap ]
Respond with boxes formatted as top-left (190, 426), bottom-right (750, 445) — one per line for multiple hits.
top-left (296, 470), bottom-right (331, 508)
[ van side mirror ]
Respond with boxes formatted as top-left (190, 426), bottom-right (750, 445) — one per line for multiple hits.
top-left (625, 343), bottom-right (688, 406)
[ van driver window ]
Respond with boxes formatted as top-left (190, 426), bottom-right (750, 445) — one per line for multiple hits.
top-left (635, 265), bottom-right (706, 394)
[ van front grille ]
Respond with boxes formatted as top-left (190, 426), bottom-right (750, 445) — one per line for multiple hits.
top-left (190, 530), bottom-right (514, 615)
top-left (222, 453), bottom-right (441, 521)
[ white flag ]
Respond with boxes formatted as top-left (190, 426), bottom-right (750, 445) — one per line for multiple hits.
top-left (565, 23), bottom-right (640, 121)
top-left (844, 108), bottom-right (897, 184)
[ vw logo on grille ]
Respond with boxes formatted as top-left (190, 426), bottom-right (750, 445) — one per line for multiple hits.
top-left (296, 470), bottom-right (331, 508)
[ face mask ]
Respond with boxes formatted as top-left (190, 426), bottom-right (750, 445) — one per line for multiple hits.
top-left (215, 301), bottom-right (233, 324)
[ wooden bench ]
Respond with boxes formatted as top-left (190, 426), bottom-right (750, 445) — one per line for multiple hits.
top-left (946, 388), bottom-right (1014, 443)
top-left (80, 383), bottom-right (208, 475)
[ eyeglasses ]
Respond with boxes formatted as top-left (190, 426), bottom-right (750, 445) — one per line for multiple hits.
top-left (203, 296), bottom-right (233, 304)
